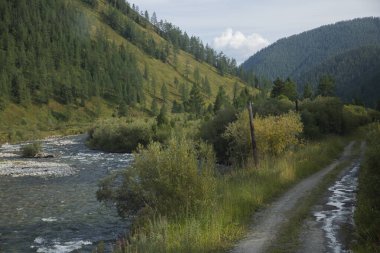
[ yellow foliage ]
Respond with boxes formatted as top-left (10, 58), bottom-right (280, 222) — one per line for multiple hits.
top-left (223, 111), bottom-right (303, 164)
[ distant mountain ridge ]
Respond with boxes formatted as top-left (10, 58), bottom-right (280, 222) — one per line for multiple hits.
top-left (242, 17), bottom-right (380, 106)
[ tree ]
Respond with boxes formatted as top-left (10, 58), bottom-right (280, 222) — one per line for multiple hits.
top-left (193, 66), bottom-right (201, 85)
top-left (151, 98), bottom-right (159, 115)
top-left (202, 76), bottom-right (211, 96)
top-left (157, 103), bottom-right (168, 126)
top-left (151, 12), bottom-right (158, 26)
top-left (282, 78), bottom-right (298, 101)
top-left (213, 86), bottom-right (229, 113)
top-left (317, 75), bottom-right (335, 97)
top-left (161, 83), bottom-right (168, 101)
top-left (180, 83), bottom-right (189, 102)
top-left (271, 78), bottom-right (297, 101)
top-left (186, 83), bottom-right (203, 115)
top-left (271, 78), bottom-right (285, 98)
top-left (303, 83), bottom-right (313, 99)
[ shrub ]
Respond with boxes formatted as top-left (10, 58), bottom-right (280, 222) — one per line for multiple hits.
top-left (200, 108), bottom-right (237, 163)
top-left (342, 105), bottom-right (373, 133)
top-left (87, 119), bottom-right (155, 153)
top-left (300, 96), bottom-right (344, 138)
top-left (21, 142), bottom-right (42, 157)
top-left (223, 111), bottom-right (303, 165)
top-left (254, 97), bottom-right (294, 116)
top-left (97, 136), bottom-right (216, 218)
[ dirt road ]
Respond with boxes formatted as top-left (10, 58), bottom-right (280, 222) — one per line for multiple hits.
top-left (297, 141), bottom-right (365, 253)
top-left (231, 142), bottom-right (355, 253)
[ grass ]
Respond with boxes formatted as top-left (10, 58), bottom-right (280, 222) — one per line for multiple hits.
top-left (112, 136), bottom-right (347, 253)
top-left (0, 97), bottom-right (114, 144)
top-left (266, 141), bottom-right (362, 253)
top-left (354, 123), bottom-right (380, 253)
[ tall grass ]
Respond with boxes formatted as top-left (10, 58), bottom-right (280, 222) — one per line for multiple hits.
top-left (112, 136), bottom-right (345, 253)
top-left (354, 123), bottom-right (380, 253)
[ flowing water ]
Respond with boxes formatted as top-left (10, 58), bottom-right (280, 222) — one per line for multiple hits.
top-left (314, 160), bottom-right (360, 253)
top-left (0, 135), bottom-right (133, 253)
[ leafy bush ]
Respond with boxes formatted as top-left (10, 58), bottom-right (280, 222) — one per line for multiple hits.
top-left (21, 142), bottom-right (42, 157)
top-left (97, 136), bottom-right (216, 218)
top-left (223, 111), bottom-right (303, 165)
top-left (87, 119), bottom-right (155, 153)
top-left (254, 97), bottom-right (294, 116)
top-left (200, 108), bottom-right (237, 163)
top-left (342, 105), bottom-right (375, 133)
top-left (300, 96), bottom-right (344, 138)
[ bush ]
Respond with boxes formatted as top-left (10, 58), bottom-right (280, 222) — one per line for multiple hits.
top-left (223, 111), bottom-right (303, 165)
top-left (342, 105), bottom-right (373, 133)
top-left (254, 97), bottom-right (295, 116)
top-left (97, 136), bottom-right (216, 218)
top-left (300, 96), bottom-right (344, 138)
top-left (200, 108), bottom-right (237, 163)
top-left (21, 142), bottom-right (42, 157)
top-left (87, 119), bottom-right (155, 153)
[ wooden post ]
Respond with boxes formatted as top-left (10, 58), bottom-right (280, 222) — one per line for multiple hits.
top-left (248, 101), bottom-right (259, 168)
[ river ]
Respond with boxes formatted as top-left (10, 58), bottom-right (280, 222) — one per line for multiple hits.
top-left (0, 135), bottom-right (133, 253)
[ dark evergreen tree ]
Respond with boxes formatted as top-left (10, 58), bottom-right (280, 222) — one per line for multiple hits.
top-left (317, 75), bottom-right (335, 97)
top-left (303, 83), bottom-right (313, 99)
top-left (186, 84), bottom-right (203, 115)
top-left (213, 86), bottom-right (230, 113)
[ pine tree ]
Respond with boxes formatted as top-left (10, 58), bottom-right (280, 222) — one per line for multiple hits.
top-left (161, 83), bottom-right (168, 101)
top-left (317, 75), bottom-right (335, 97)
top-left (193, 66), bottom-right (200, 85)
top-left (303, 83), bottom-right (313, 99)
top-left (151, 98), bottom-right (159, 115)
top-left (186, 83), bottom-right (203, 115)
top-left (213, 86), bottom-right (229, 113)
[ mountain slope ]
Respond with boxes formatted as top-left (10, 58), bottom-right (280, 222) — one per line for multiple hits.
top-left (0, 0), bottom-right (253, 142)
top-left (242, 17), bottom-right (380, 81)
top-left (299, 46), bottom-right (380, 106)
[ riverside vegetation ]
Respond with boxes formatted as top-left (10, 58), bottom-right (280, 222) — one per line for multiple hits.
top-left (92, 92), bottom-right (380, 252)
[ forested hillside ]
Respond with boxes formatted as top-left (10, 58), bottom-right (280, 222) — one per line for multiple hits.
top-left (299, 46), bottom-right (380, 107)
top-left (241, 17), bottom-right (380, 107)
top-left (242, 17), bottom-right (380, 80)
top-left (0, 0), bottom-right (253, 142)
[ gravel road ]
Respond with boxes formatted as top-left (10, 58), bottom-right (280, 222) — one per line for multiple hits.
top-left (231, 142), bottom-right (355, 253)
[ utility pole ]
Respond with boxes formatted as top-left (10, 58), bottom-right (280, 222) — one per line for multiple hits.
top-left (247, 101), bottom-right (259, 168)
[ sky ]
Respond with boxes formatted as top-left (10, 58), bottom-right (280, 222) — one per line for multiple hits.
top-left (131, 0), bottom-right (380, 64)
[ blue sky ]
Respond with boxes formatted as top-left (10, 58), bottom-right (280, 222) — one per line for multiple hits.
top-left (131, 0), bottom-right (380, 63)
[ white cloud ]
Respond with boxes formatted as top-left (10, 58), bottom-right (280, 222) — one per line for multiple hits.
top-left (213, 28), bottom-right (270, 64)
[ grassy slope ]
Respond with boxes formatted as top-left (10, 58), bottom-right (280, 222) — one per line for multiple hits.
top-left (0, 0), bottom-right (255, 144)
top-left (77, 0), bottom-right (253, 104)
